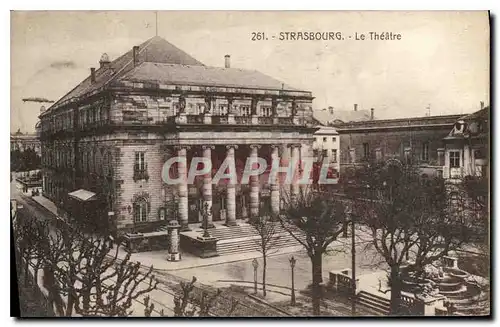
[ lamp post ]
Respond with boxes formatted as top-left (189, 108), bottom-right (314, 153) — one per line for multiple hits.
top-left (289, 256), bottom-right (297, 306)
top-left (252, 258), bottom-right (259, 295)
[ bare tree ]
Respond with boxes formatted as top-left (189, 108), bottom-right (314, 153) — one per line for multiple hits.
top-left (249, 205), bottom-right (281, 297)
top-left (13, 215), bottom-right (49, 286)
top-left (279, 187), bottom-right (346, 316)
top-left (38, 223), bottom-right (158, 317)
top-left (145, 276), bottom-right (238, 317)
top-left (351, 161), bottom-right (478, 315)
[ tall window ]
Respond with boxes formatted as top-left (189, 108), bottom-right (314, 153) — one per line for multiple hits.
top-left (349, 148), bottom-right (356, 163)
top-left (134, 199), bottom-right (148, 222)
top-left (332, 149), bottom-right (338, 163)
top-left (217, 104), bottom-right (228, 115)
top-left (322, 149), bottom-right (328, 158)
top-left (422, 142), bottom-right (429, 162)
top-left (135, 152), bottom-right (146, 171)
top-left (449, 151), bottom-right (460, 168)
top-left (332, 137), bottom-right (337, 143)
top-left (363, 143), bottom-right (370, 159)
top-left (241, 105), bottom-right (251, 116)
top-left (260, 106), bottom-right (272, 117)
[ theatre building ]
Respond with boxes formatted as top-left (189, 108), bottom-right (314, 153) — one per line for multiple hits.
top-left (39, 36), bottom-right (316, 241)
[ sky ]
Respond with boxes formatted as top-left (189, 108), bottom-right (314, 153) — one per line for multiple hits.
top-left (11, 11), bottom-right (490, 132)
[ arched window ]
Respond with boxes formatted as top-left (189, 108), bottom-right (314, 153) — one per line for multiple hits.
top-left (134, 198), bottom-right (149, 222)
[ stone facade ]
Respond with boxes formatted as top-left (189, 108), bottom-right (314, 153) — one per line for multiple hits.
top-left (38, 36), bottom-right (316, 238)
top-left (332, 115), bottom-right (463, 179)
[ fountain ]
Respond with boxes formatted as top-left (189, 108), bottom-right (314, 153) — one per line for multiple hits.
top-left (400, 256), bottom-right (487, 315)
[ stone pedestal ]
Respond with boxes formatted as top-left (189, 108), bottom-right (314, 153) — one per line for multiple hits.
top-left (227, 114), bottom-right (235, 124)
top-left (251, 115), bottom-right (258, 125)
top-left (167, 220), bottom-right (181, 261)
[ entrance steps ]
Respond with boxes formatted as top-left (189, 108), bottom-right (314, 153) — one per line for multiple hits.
top-left (355, 291), bottom-right (390, 316)
top-left (206, 223), bottom-right (305, 256)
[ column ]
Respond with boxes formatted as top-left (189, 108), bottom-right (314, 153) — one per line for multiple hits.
top-left (167, 220), bottom-right (181, 261)
top-left (249, 144), bottom-right (261, 219)
top-left (290, 144), bottom-right (301, 201)
top-left (176, 146), bottom-right (190, 231)
top-left (270, 145), bottom-right (280, 215)
top-left (202, 145), bottom-right (215, 228)
top-left (225, 145), bottom-right (238, 226)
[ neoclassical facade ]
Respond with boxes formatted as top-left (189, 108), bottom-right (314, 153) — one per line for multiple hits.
top-left (39, 36), bottom-right (316, 236)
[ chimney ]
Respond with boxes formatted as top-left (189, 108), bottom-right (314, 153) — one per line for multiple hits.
top-left (370, 108), bottom-right (375, 120)
top-left (99, 53), bottom-right (111, 69)
top-left (328, 106), bottom-right (334, 115)
top-left (224, 55), bottom-right (230, 68)
top-left (90, 67), bottom-right (96, 84)
top-left (354, 104), bottom-right (358, 111)
top-left (133, 46), bottom-right (140, 66)
top-left (40, 106), bottom-right (46, 114)
top-left (480, 101), bottom-right (485, 109)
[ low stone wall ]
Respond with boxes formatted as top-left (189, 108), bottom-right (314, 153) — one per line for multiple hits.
top-left (180, 234), bottom-right (218, 258)
top-left (123, 232), bottom-right (169, 253)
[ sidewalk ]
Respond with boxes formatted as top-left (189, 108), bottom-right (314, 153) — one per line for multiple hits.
top-left (29, 194), bottom-right (369, 272)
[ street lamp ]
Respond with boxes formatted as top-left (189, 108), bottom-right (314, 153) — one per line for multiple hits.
top-left (289, 256), bottom-right (297, 306)
top-left (252, 258), bottom-right (259, 295)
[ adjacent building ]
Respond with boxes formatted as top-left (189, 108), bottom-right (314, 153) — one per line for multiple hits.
top-left (332, 113), bottom-right (464, 179)
top-left (39, 36), bottom-right (316, 237)
top-left (442, 106), bottom-right (489, 181)
top-left (312, 125), bottom-right (340, 178)
top-left (10, 129), bottom-right (41, 155)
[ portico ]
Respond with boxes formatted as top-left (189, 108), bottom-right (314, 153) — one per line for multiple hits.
top-left (166, 137), bottom-right (312, 231)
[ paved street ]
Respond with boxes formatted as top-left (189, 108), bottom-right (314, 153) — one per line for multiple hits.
top-left (170, 240), bottom-right (387, 293)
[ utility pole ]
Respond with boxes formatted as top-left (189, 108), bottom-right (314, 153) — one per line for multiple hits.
top-left (349, 207), bottom-right (356, 316)
top-left (155, 11), bottom-right (158, 36)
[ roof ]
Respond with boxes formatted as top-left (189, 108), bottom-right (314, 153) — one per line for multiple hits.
top-left (119, 62), bottom-right (300, 91)
top-left (313, 109), bottom-right (372, 125)
top-left (332, 114), bottom-right (462, 131)
top-left (45, 36), bottom-right (205, 113)
top-left (68, 189), bottom-right (97, 202)
top-left (44, 36), bottom-right (308, 115)
top-left (314, 125), bottom-right (338, 135)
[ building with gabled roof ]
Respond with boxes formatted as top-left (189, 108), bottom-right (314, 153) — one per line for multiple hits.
top-left (39, 36), bottom-right (316, 253)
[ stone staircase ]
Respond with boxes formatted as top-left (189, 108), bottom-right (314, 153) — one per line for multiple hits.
top-left (355, 291), bottom-right (390, 316)
top-left (207, 223), bottom-right (305, 256)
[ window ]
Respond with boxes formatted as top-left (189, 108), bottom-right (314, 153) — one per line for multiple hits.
top-left (422, 142), bottom-right (429, 162)
top-left (241, 105), bottom-right (251, 116)
top-left (322, 149), bottom-right (328, 158)
top-left (363, 143), bottom-right (370, 159)
top-left (217, 104), bottom-right (228, 115)
top-left (349, 148), bottom-right (356, 163)
top-left (323, 137), bottom-right (327, 142)
top-left (134, 199), bottom-right (148, 222)
top-left (332, 149), bottom-right (338, 163)
top-left (449, 151), bottom-right (460, 168)
top-left (332, 137), bottom-right (337, 143)
top-left (260, 106), bottom-right (272, 117)
top-left (135, 152), bottom-right (146, 171)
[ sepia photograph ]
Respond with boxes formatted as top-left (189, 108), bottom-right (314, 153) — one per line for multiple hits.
top-left (9, 10), bottom-right (490, 318)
